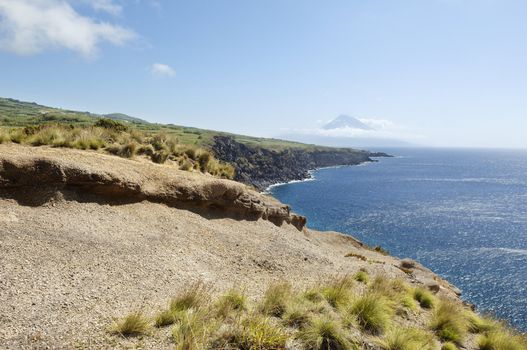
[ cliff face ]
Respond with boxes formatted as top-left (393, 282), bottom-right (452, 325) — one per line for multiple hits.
top-left (212, 136), bottom-right (389, 190)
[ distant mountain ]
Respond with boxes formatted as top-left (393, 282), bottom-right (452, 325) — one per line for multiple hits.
top-left (323, 115), bottom-right (373, 130)
top-left (279, 114), bottom-right (414, 148)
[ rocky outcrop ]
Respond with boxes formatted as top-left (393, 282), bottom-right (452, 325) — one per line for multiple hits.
top-left (212, 136), bottom-right (390, 190)
top-left (0, 144), bottom-right (306, 230)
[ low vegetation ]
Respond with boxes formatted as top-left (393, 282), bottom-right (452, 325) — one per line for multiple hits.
top-left (110, 275), bottom-right (526, 349)
top-left (0, 121), bottom-right (235, 179)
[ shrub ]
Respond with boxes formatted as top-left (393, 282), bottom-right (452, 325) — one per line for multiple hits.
top-left (321, 276), bottom-right (355, 308)
top-left (170, 282), bottom-right (209, 313)
top-left (477, 329), bottom-right (527, 350)
top-left (354, 271), bottom-right (369, 284)
top-left (429, 299), bottom-right (467, 344)
top-left (111, 311), bottom-right (149, 337)
top-left (260, 281), bottom-right (293, 317)
top-left (350, 294), bottom-right (392, 334)
top-left (137, 144), bottom-right (155, 156)
top-left (412, 288), bottom-right (435, 309)
top-left (441, 342), bottom-right (457, 350)
top-left (298, 316), bottom-right (354, 350)
top-left (377, 327), bottom-right (436, 350)
top-left (94, 118), bottom-right (128, 132)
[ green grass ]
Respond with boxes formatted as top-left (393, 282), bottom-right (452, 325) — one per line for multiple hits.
top-left (109, 278), bottom-right (526, 350)
top-left (0, 123), bottom-right (236, 179)
top-left (320, 275), bottom-right (355, 308)
top-left (441, 342), bottom-right (458, 350)
top-left (377, 327), bottom-right (436, 350)
top-left (215, 289), bottom-right (247, 318)
top-left (354, 271), bottom-right (369, 284)
top-left (477, 329), bottom-right (527, 350)
top-left (260, 281), bottom-right (293, 317)
top-left (172, 309), bottom-right (218, 350)
top-left (429, 299), bottom-right (468, 344)
top-left (298, 316), bottom-right (355, 350)
top-left (221, 314), bottom-right (288, 350)
top-left (350, 293), bottom-right (393, 334)
top-left (170, 282), bottom-right (209, 313)
top-left (412, 287), bottom-right (435, 309)
top-left (110, 311), bottom-right (150, 337)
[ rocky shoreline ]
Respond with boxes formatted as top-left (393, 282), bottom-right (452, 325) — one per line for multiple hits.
top-left (212, 135), bottom-right (391, 190)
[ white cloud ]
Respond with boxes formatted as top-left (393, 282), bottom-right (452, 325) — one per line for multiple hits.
top-left (150, 63), bottom-right (176, 77)
top-left (89, 0), bottom-right (122, 15)
top-left (0, 0), bottom-right (135, 57)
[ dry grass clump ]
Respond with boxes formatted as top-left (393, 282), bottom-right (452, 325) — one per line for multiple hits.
top-left (377, 327), bottom-right (436, 350)
top-left (441, 341), bottom-right (458, 350)
top-left (0, 128), bottom-right (11, 143)
top-left (172, 309), bottom-right (218, 350)
top-left (260, 281), bottom-right (293, 317)
top-left (298, 315), bottom-right (355, 350)
top-left (218, 314), bottom-right (288, 349)
top-left (215, 289), bottom-right (247, 318)
top-left (111, 311), bottom-right (150, 337)
top-left (1, 122), bottom-right (235, 179)
top-left (349, 293), bottom-right (393, 334)
top-left (477, 329), bottom-right (527, 350)
top-left (354, 271), bottom-right (369, 284)
top-left (321, 275), bottom-right (355, 309)
top-left (412, 287), bottom-right (435, 309)
top-left (429, 298), bottom-right (468, 344)
top-left (110, 277), bottom-right (526, 350)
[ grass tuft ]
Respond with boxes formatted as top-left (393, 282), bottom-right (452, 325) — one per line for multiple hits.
top-left (441, 342), bottom-right (458, 350)
top-left (412, 288), bottom-right (435, 309)
top-left (111, 311), bottom-right (150, 337)
top-left (321, 275), bottom-right (355, 309)
top-left (170, 282), bottom-right (209, 313)
top-left (154, 309), bottom-right (178, 327)
top-left (350, 293), bottom-right (392, 334)
top-left (377, 327), bottom-right (436, 350)
top-left (215, 289), bottom-right (247, 318)
top-left (477, 329), bottom-right (527, 350)
top-left (172, 309), bottom-right (217, 350)
top-left (221, 314), bottom-right (288, 350)
top-left (354, 271), bottom-right (369, 284)
top-left (298, 315), bottom-right (355, 350)
top-left (260, 281), bottom-right (293, 317)
top-left (429, 299), bottom-right (467, 344)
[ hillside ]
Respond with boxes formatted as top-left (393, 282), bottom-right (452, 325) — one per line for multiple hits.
top-left (1, 144), bottom-right (524, 349)
top-left (0, 97), bottom-right (388, 189)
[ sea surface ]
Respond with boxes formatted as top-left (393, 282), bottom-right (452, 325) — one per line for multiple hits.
top-left (270, 148), bottom-right (527, 331)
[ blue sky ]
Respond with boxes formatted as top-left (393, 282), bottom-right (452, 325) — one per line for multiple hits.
top-left (1, 0), bottom-right (526, 148)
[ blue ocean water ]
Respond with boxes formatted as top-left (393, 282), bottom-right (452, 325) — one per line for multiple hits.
top-left (270, 148), bottom-right (527, 330)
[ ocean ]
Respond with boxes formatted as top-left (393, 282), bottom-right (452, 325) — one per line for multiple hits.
top-left (270, 148), bottom-right (527, 331)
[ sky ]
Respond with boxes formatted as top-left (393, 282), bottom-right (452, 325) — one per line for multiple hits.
top-left (0, 0), bottom-right (526, 148)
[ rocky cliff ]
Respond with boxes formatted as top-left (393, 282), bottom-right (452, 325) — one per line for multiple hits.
top-left (212, 136), bottom-right (390, 190)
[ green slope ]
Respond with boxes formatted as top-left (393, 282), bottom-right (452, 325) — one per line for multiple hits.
top-left (0, 96), bottom-right (341, 151)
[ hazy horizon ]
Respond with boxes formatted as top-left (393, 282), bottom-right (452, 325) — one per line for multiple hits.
top-left (1, 0), bottom-right (526, 148)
